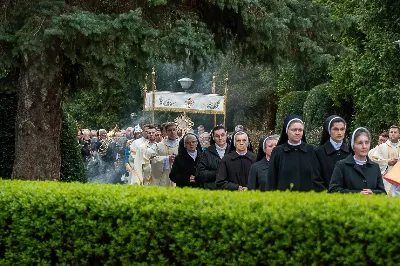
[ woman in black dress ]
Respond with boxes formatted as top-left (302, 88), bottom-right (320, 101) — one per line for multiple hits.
top-left (312, 115), bottom-right (350, 191)
top-left (329, 127), bottom-right (386, 194)
top-left (248, 135), bottom-right (279, 191)
top-left (169, 133), bottom-right (202, 188)
top-left (267, 115), bottom-right (315, 191)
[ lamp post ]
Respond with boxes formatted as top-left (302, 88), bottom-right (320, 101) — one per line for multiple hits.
top-left (178, 78), bottom-right (194, 90)
top-left (394, 40), bottom-right (400, 47)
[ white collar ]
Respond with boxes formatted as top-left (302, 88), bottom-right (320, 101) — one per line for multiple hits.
top-left (216, 143), bottom-right (227, 151)
top-left (288, 140), bottom-right (301, 146)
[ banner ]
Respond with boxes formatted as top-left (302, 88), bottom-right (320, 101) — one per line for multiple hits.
top-left (144, 91), bottom-right (225, 114)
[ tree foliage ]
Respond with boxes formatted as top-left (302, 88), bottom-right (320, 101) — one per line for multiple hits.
top-left (327, 0), bottom-right (400, 134)
top-left (0, 0), bottom-right (351, 179)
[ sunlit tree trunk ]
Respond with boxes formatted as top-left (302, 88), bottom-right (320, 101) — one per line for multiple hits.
top-left (12, 47), bottom-right (63, 180)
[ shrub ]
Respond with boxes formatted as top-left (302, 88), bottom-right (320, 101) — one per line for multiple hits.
top-left (0, 93), bottom-right (17, 179)
top-left (275, 91), bottom-right (308, 132)
top-left (303, 83), bottom-right (334, 133)
top-left (60, 109), bottom-right (87, 182)
top-left (303, 83), bottom-right (334, 145)
top-left (0, 180), bottom-right (399, 265)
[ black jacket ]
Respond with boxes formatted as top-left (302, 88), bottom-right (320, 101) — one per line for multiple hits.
top-left (312, 141), bottom-right (350, 191)
top-left (169, 135), bottom-right (202, 188)
top-left (329, 155), bottom-right (386, 194)
top-left (267, 142), bottom-right (315, 191)
top-left (216, 151), bottom-right (257, 190)
top-left (196, 144), bottom-right (229, 189)
top-left (248, 157), bottom-right (269, 191)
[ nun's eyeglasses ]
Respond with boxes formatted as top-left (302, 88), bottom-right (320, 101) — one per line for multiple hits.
top-left (185, 141), bottom-right (198, 145)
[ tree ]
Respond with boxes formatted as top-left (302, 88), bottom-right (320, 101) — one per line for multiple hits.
top-left (327, 0), bottom-right (400, 134)
top-left (1, 0), bottom-right (338, 180)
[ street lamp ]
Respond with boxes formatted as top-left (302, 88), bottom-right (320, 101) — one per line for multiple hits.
top-left (394, 40), bottom-right (400, 48)
top-left (178, 77), bottom-right (194, 89)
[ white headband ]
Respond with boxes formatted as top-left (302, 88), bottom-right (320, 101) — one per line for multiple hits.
top-left (351, 127), bottom-right (368, 149)
top-left (328, 116), bottom-right (344, 135)
top-left (262, 137), bottom-right (269, 150)
top-left (286, 118), bottom-right (304, 134)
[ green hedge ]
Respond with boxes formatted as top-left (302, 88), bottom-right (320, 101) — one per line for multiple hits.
top-left (0, 93), bottom-right (17, 179)
top-left (1, 180), bottom-right (399, 265)
top-left (275, 91), bottom-right (309, 132)
top-left (303, 83), bottom-right (334, 145)
top-left (303, 83), bottom-right (334, 133)
top-left (60, 109), bottom-right (87, 182)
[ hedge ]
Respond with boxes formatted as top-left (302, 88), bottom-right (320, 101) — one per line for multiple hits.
top-left (303, 83), bottom-right (334, 133)
top-left (0, 93), bottom-right (17, 179)
top-left (1, 180), bottom-right (399, 265)
top-left (275, 91), bottom-right (308, 133)
top-left (303, 83), bottom-right (334, 145)
top-left (60, 109), bottom-right (87, 182)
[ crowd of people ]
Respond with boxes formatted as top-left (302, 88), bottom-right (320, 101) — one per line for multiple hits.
top-left (77, 115), bottom-right (400, 196)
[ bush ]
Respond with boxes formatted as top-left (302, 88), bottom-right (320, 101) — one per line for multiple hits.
top-left (0, 93), bottom-right (17, 179)
top-left (303, 83), bottom-right (334, 145)
top-left (303, 83), bottom-right (334, 133)
top-left (275, 91), bottom-right (308, 132)
top-left (60, 109), bottom-right (87, 182)
top-left (0, 180), bottom-right (399, 265)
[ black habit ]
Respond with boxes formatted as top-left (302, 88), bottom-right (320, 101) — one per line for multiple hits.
top-left (216, 151), bottom-right (257, 190)
top-left (248, 157), bottom-right (269, 191)
top-left (329, 155), bottom-right (386, 194)
top-left (312, 141), bottom-right (350, 191)
top-left (267, 142), bottom-right (315, 191)
top-left (196, 144), bottom-right (229, 189)
top-left (169, 134), bottom-right (202, 188)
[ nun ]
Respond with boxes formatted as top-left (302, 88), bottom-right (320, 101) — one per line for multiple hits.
top-left (312, 115), bottom-right (350, 191)
top-left (216, 131), bottom-right (257, 191)
top-left (329, 127), bottom-right (386, 194)
top-left (248, 135), bottom-right (279, 191)
top-left (169, 133), bottom-right (203, 188)
top-left (266, 115), bottom-right (315, 191)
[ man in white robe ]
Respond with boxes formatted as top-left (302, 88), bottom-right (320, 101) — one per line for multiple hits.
top-left (130, 126), bottom-right (156, 185)
top-left (371, 125), bottom-right (400, 193)
top-left (368, 131), bottom-right (388, 158)
top-left (128, 124), bottom-right (149, 185)
top-left (146, 122), bottom-right (179, 187)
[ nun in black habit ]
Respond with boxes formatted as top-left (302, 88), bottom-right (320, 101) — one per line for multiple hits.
top-left (169, 133), bottom-right (203, 188)
top-left (248, 135), bottom-right (279, 191)
top-left (216, 131), bottom-right (256, 191)
top-left (266, 115), bottom-right (315, 191)
top-left (312, 115), bottom-right (350, 191)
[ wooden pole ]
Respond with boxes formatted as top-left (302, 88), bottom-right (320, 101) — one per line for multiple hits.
top-left (212, 74), bottom-right (217, 127)
top-left (142, 73), bottom-right (148, 127)
top-left (152, 67), bottom-right (156, 126)
top-left (223, 72), bottom-right (228, 127)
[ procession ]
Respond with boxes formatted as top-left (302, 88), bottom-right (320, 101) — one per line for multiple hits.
top-left (78, 115), bottom-right (400, 196)
top-left (3, 0), bottom-right (400, 264)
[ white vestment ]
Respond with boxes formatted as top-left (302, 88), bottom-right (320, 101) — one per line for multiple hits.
top-left (145, 138), bottom-right (179, 187)
top-left (129, 139), bottom-right (153, 185)
top-left (370, 140), bottom-right (400, 193)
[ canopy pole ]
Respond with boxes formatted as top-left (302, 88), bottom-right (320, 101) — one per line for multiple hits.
top-left (223, 72), bottom-right (228, 127)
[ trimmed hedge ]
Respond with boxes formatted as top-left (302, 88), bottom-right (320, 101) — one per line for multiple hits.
top-left (303, 83), bottom-right (334, 145)
top-left (275, 91), bottom-right (308, 132)
top-left (60, 109), bottom-right (87, 182)
top-left (303, 83), bottom-right (334, 133)
top-left (0, 93), bottom-right (17, 179)
top-left (1, 180), bottom-right (399, 265)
